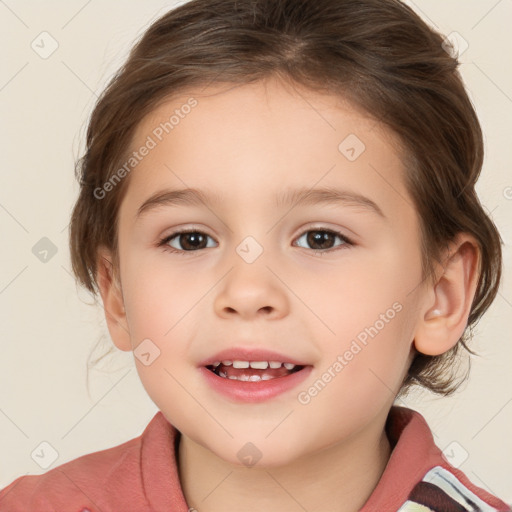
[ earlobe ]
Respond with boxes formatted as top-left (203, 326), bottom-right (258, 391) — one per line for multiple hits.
top-left (413, 234), bottom-right (480, 356)
top-left (96, 246), bottom-right (132, 352)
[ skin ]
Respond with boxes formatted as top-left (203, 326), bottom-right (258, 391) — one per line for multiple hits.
top-left (96, 76), bottom-right (480, 512)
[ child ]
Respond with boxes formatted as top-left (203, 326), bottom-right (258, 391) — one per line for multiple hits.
top-left (1, 0), bottom-right (509, 510)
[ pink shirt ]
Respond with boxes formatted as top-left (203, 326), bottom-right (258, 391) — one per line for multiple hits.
top-left (0, 406), bottom-right (509, 511)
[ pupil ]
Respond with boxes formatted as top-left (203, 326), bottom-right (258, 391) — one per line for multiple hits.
top-left (181, 232), bottom-right (206, 250)
top-left (308, 231), bottom-right (333, 250)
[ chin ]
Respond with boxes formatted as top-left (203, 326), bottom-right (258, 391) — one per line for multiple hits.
top-left (209, 438), bottom-right (305, 469)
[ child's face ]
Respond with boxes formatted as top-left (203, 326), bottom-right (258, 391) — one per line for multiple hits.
top-left (108, 78), bottom-right (432, 466)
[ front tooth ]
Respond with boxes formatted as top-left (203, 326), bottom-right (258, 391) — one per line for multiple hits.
top-left (261, 374), bottom-right (274, 380)
top-left (283, 363), bottom-right (296, 370)
top-left (221, 360), bottom-right (233, 366)
top-left (269, 361), bottom-right (282, 369)
top-left (249, 361), bottom-right (269, 369)
top-left (249, 375), bottom-right (262, 381)
top-left (233, 360), bottom-right (250, 368)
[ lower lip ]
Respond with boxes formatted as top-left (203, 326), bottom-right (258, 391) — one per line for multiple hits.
top-left (199, 366), bottom-right (313, 403)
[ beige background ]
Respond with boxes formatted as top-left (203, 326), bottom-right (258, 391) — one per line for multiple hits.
top-left (1, 0), bottom-right (511, 502)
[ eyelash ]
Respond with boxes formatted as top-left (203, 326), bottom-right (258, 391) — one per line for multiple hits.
top-left (157, 227), bottom-right (354, 256)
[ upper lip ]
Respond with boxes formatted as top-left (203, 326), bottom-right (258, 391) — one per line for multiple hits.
top-left (198, 347), bottom-right (311, 367)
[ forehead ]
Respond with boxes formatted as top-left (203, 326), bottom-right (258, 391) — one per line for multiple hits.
top-left (121, 78), bottom-right (414, 223)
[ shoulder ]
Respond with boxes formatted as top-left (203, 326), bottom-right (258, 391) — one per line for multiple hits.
top-left (406, 465), bottom-right (511, 512)
top-left (0, 429), bottom-right (142, 511)
top-left (390, 406), bottom-right (511, 512)
top-left (0, 411), bottom-right (181, 511)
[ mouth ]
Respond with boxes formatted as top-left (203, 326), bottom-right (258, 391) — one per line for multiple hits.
top-left (198, 348), bottom-right (313, 402)
top-left (205, 360), bottom-right (305, 381)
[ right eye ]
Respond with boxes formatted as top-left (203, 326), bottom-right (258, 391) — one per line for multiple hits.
top-left (158, 230), bottom-right (218, 254)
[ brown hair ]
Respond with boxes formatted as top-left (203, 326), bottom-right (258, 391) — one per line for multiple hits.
top-left (69, 0), bottom-right (503, 396)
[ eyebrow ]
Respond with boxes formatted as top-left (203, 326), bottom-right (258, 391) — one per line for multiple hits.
top-left (135, 186), bottom-right (385, 220)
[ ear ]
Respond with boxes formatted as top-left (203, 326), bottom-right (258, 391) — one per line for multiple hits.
top-left (413, 233), bottom-right (481, 356)
top-left (96, 246), bottom-right (132, 352)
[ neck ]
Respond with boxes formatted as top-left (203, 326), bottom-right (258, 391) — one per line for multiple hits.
top-left (177, 413), bottom-right (392, 512)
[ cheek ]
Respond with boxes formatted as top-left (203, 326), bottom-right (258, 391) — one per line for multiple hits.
top-left (121, 261), bottom-right (203, 414)
top-left (340, 313), bottom-right (412, 394)
top-left (309, 251), bottom-right (420, 395)
top-left (298, 315), bottom-right (413, 434)
top-left (122, 254), bottom-right (204, 338)
top-left (298, 249), bottom-right (415, 339)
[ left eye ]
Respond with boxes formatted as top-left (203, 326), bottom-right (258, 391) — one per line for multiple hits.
top-left (294, 229), bottom-right (352, 252)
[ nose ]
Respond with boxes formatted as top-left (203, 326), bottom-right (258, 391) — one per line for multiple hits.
top-left (213, 258), bottom-right (289, 321)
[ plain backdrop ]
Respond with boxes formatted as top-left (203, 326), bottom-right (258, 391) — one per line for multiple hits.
top-left (1, 0), bottom-right (511, 502)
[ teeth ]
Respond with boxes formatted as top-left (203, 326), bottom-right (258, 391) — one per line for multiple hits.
top-left (249, 361), bottom-right (268, 369)
top-left (232, 360), bottom-right (250, 368)
top-left (213, 360), bottom-right (299, 368)
top-left (211, 360), bottom-right (303, 372)
top-left (224, 374), bottom-right (276, 381)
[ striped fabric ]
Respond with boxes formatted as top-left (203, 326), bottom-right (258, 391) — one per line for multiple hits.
top-left (399, 466), bottom-right (511, 512)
